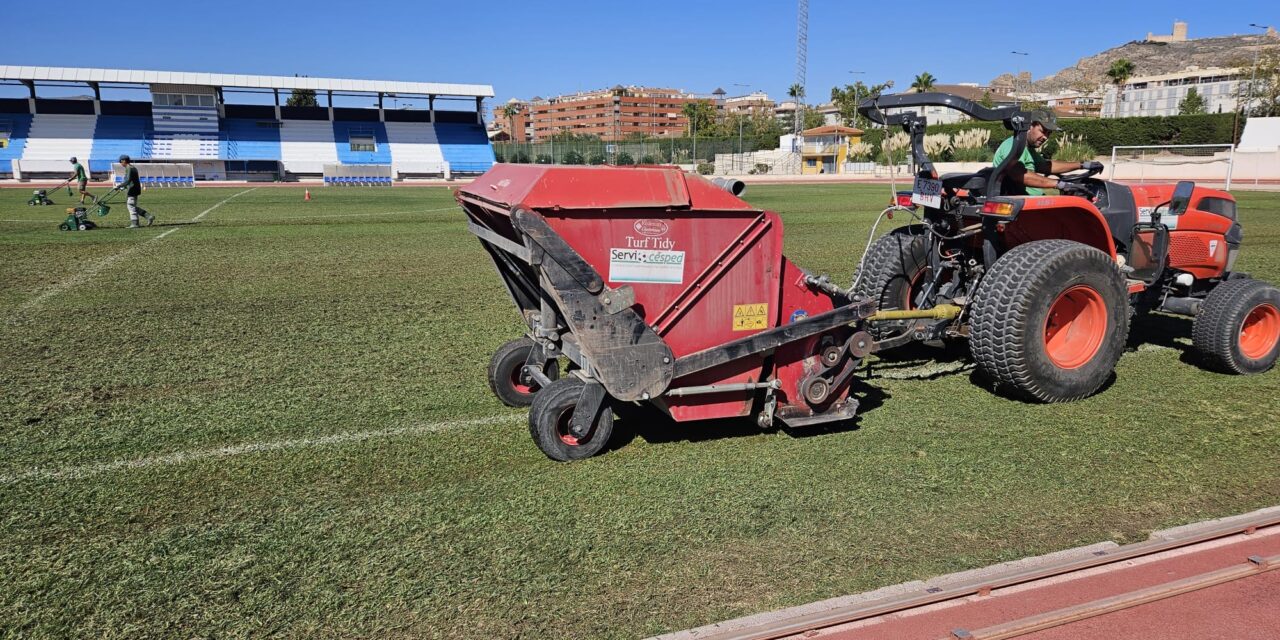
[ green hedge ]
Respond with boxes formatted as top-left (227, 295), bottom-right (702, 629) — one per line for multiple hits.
top-left (860, 113), bottom-right (1244, 158)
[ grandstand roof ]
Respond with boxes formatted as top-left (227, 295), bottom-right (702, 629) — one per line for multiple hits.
top-left (0, 66), bottom-right (493, 98)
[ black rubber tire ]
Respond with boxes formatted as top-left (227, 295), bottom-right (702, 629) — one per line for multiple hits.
top-left (528, 378), bottom-right (614, 461)
top-left (970, 239), bottom-right (1129, 402)
top-left (487, 338), bottom-right (559, 408)
top-left (1192, 278), bottom-right (1280, 374)
top-left (853, 231), bottom-right (930, 311)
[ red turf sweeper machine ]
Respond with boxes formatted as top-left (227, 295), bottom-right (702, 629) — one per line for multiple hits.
top-left (457, 92), bottom-right (1279, 461)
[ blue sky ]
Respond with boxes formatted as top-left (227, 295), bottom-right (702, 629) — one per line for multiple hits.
top-left (1, 0), bottom-right (1274, 107)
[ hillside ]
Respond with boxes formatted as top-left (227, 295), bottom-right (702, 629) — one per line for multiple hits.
top-left (991, 30), bottom-right (1279, 93)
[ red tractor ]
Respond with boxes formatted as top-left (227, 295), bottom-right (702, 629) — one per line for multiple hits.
top-left (459, 94), bottom-right (1278, 461)
top-left (852, 92), bottom-right (1279, 401)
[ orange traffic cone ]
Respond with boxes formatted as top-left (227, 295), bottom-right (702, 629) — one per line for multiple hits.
top-left (304, 189), bottom-right (311, 202)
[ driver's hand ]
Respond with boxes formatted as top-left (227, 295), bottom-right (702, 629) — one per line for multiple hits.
top-left (1081, 160), bottom-right (1103, 171)
top-left (1056, 180), bottom-right (1090, 196)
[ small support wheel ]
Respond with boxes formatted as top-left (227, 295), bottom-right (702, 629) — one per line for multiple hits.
top-left (487, 338), bottom-right (559, 407)
top-left (528, 378), bottom-right (614, 461)
top-left (1192, 278), bottom-right (1280, 374)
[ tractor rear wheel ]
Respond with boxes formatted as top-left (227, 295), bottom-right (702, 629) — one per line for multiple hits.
top-left (1192, 278), bottom-right (1280, 374)
top-left (970, 240), bottom-right (1128, 402)
top-left (854, 231), bottom-right (929, 310)
top-left (487, 337), bottom-right (559, 408)
top-left (528, 377), bottom-right (615, 461)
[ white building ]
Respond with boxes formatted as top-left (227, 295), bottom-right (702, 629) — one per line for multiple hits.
top-left (1101, 66), bottom-right (1243, 118)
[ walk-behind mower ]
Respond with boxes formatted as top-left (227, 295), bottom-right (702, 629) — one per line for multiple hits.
top-left (28, 179), bottom-right (74, 206)
top-left (58, 185), bottom-right (122, 231)
top-left (28, 189), bottom-right (56, 206)
top-left (458, 92), bottom-right (1278, 461)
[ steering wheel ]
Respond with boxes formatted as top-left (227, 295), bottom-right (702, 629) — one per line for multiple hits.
top-left (1056, 164), bottom-right (1103, 183)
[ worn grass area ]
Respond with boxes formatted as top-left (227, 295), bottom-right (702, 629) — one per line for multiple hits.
top-left (1, 183), bottom-right (1278, 638)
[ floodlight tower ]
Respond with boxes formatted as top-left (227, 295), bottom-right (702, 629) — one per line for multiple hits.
top-left (794, 0), bottom-right (808, 137)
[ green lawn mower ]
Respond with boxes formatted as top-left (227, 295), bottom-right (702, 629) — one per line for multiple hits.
top-left (28, 179), bottom-right (74, 206)
top-left (28, 189), bottom-right (56, 206)
top-left (57, 186), bottom-right (122, 231)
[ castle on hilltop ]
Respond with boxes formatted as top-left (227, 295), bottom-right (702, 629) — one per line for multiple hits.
top-left (1146, 21), bottom-right (1188, 43)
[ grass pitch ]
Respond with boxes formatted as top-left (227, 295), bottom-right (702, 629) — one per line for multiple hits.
top-left (1, 183), bottom-right (1279, 638)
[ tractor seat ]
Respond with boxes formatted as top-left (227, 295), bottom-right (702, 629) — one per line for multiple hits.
top-left (1095, 181), bottom-right (1139, 251)
top-left (941, 166), bottom-right (993, 196)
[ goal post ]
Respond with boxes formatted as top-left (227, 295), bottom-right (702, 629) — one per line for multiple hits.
top-left (1108, 144), bottom-right (1235, 190)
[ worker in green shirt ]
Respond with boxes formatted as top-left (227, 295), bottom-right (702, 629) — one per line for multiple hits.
top-left (118, 155), bottom-right (154, 228)
top-left (991, 110), bottom-right (1102, 196)
top-left (69, 156), bottom-right (96, 204)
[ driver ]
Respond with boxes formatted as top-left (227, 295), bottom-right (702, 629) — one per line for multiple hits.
top-left (992, 110), bottom-right (1102, 196)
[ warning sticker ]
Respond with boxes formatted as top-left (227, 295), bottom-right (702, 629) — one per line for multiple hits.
top-left (609, 248), bottom-right (685, 284)
top-left (733, 303), bottom-right (769, 331)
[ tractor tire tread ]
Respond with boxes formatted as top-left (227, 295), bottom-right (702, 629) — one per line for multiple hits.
top-left (1192, 278), bottom-right (1280, 374)
top-left (853, 230), bottom-right (928, 309)
top-left (970, 239), bottom-right (1129, 402)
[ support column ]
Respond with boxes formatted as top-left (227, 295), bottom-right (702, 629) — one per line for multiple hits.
top-left (273, 89), bottom-right (281, 120)
top-left (429, 95), bottom-right (435, 123)
top-left (476, 97), bottom-right (484, 125)
top-left (23, 80), bottom-right (36, 114)
top-left (90, 82), bottom-right (101, 115)
top-left (327, 90), bottom-right (334, 121)
top-left (215, 87), bottom-right (225, 118)
top-left (377, 92), bottom-right (385, 122)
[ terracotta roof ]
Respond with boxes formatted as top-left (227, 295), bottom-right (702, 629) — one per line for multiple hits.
top-left (801, 125), bottom-right (864, 136)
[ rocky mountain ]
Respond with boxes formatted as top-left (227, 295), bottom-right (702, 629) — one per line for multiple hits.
top-left (991, 29), bottom-right (1279, 93)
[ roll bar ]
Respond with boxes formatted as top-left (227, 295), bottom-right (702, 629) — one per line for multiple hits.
top-left (857, 92), bottom-right (1034, 197)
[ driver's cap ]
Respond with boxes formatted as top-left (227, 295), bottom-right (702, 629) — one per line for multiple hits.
top-left (1028, 109), bottom-right (1059, 132)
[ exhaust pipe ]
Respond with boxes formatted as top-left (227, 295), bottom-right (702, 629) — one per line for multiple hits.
top-left (710, 177), bottom-right (746, 197)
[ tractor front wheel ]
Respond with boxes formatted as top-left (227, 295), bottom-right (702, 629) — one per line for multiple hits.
top-left (970, 240), bottom-right (1128, 402)
top-left (487, 338), bottom-right (559, 408)
top-left (1192, 278), bottom-right (1280, 374)
top-left (528, 378), bottom-right (614, 461)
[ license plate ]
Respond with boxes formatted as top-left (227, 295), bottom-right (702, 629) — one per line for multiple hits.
top-left (911, 176), bottom-right (943, 209)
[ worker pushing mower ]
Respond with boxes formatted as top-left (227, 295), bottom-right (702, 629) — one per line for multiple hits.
top-left (458, 91), bottom-right (1279, 461)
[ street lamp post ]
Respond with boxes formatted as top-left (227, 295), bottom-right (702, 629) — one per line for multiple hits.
top-left (1244, 24), bottom-right (1271, 117)
top-left (1011, 51), bottom-right (1030, 105)
top-left (848, 70), bottom-right (865, 128)
top-left (732, 83), bottom-right (751, 174)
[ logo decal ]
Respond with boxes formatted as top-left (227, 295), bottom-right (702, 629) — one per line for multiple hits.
top-left (633, 219), bottom-right (669, 237)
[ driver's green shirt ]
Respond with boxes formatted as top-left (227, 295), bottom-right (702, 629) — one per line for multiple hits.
top-left (72, 162), bottom-right (87, 182)
top-left (992, 136), bottom-right (1045, 196)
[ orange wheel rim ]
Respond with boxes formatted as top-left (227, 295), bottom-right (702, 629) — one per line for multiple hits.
top-left (1044, 285), bottom-right (1107, 370)
top-left (1239, 303), bottom-right (1280, 360)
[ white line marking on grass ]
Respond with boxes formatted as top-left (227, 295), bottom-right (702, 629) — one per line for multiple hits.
top-left (217, 205), bottom-right (458, 222)
top-left (11, 188), bottom-right (258, 315)
top-left (192, 186), bottom-right (259, 221)
top-left (0, 414), bottom-right (516, 485)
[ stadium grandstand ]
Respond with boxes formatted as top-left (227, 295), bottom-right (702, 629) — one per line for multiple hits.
top-left (0, 66), bottom-right (496, 181)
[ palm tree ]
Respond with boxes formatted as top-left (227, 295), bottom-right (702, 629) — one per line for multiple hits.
top-left (501, 103), bottom-right (521, 144)
top-left (1106, 59), bottom-right (1136, 113)
top-left (787, 83), bottom-right (805, 100)
top-left (911, 72), bottom-right (936, 93)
